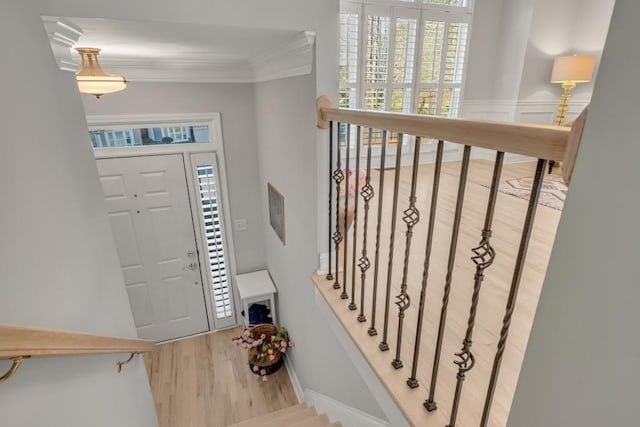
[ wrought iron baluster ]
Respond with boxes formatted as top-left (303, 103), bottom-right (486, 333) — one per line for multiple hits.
top-left (349, 126), bottom-right (362, 311)
top-left (407, 140), bottom-right (444, 387)
top-left (480, 159), bottom-right (547, 427)
top-left (358, 128), bottom-right (374, 323)
top-left (332, 122), bottom-right (344, 290)
top-left (447, 151), bottom-right (504, 427)
top-left (368, 130), bottom-right (387, 336)
top-left (341, 124), bottom-right (352, 300)
top-left (391, 137), bottom-right (422, 369)
top-left (380, 133), bottom-right (404, 351)
top-left (327, 121), bottom-right (334, 281)
top-left (425, 145), bottom-right (471, 411)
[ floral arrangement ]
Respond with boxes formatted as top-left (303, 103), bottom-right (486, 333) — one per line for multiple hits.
top-left (232, 325), bottom-right (294, 379)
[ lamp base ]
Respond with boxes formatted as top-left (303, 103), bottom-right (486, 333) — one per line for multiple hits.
top-left (553, 81), bottom-right (576, 126)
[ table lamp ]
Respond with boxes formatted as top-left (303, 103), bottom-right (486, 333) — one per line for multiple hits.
top-left (551, 54), bottom-right (596, 125)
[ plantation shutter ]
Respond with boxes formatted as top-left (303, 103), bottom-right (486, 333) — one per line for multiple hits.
top-left (196, 163), bottom-right (234, 321)
top-left (339, 1), bottom-right (471, 119)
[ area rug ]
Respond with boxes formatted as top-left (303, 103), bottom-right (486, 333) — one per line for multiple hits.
top-left (497, 174), bottom-right (567, 211)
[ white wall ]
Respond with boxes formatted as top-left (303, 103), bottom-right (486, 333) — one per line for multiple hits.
top-left (463, 0), bottom-right (614, 124)
top-left (40, 0), bottom-right (388, 421)
top-left (81, 82), bottom-right (266, 273)
top-left (492, 0), bottom-right (535, 101)
top-left (463, 0), bottom-right (505, 100)
top-left (0, 3), bottom-right (157, 427)
top-left (508, 0), bottom-right (640, 424)
top-left (518, 0), bottom-right (615, 102)
top-left (254, 73), bottom-right (387, 421)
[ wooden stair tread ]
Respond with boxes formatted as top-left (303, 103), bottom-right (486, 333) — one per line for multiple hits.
top-left (289, 414), bottom-right (330, 427)
top-left (261, 407), bottom-right (317, 427)
top-left (229, 404), bottom-right (342, 427)
top-left (228, 403), bottom-right (307, 427)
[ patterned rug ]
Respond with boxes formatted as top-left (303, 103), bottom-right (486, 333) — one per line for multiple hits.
top-left (497, 174), bottom-right (568, 211)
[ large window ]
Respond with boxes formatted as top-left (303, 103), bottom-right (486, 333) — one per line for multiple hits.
top-left (339, 0), bottom-right (472, 119)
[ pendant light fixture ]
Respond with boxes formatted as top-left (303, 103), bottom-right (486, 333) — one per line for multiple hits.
top-left (75, 48), bottom-right (127, 98)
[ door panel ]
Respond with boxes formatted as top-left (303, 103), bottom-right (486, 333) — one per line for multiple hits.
top-left (97, 154), bottom-right (209, 342)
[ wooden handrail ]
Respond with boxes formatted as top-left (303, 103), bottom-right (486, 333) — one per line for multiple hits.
top-left (316, 96), bottom-right (587, 184)
top-left (0, 323), bottom-right (156, 359)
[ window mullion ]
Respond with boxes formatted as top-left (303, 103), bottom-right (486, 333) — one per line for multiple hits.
top-left (357, 4), bottom-right (367, 109)
top-left (436, 18), bottom-right (450, 117)
top-left (384, 9), bottom-right (396, 111)
top-left (411, 10), bottom-right (426, 115)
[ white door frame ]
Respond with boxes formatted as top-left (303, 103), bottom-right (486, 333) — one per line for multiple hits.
top-left (87, 112), bottom-right (240, 332)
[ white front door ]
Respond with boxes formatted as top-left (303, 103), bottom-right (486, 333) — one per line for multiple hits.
top-left (97, 154), bottom-right (209, 342)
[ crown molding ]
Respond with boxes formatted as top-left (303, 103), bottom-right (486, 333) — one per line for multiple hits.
top-left (42, 17), bottom-right (315, 84)
top-left (97, 59), bottom-right (255, 83)
top-left (42, 16), bottom-right (83, 72)
top-left (251, 31), bottom-right (315, 82)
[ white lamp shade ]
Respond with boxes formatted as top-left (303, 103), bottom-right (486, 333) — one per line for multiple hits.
top-left (75, 48), bottom-right (127, 98)
top-left (550, 55), bottom-right (596, 83)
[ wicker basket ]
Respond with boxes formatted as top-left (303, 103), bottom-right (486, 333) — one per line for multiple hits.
top-left (247, 323), bottom-right (284, 376)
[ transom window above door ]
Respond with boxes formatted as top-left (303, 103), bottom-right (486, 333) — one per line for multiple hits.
top-left (89, 125), bottom-right (209, 148)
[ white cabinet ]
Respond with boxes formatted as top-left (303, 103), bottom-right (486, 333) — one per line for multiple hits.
top-left (235, 270), bottom-right (277, 327)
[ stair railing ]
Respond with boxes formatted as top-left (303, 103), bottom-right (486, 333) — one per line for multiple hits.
top-left (316, 96), bottom-right (586, 426)
top-left (0, 323), bottom-right (156, 383)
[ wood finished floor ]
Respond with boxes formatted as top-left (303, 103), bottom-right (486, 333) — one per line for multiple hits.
top-left (318, 158), bottom-right (563, 427)
top-left (144, 327), bottom-right (298, 427)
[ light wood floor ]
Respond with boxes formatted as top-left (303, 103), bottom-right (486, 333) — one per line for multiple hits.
top-left (316, 159), bottom-right (562, 427)
top-left (144, 328), bottom-right (298, 427)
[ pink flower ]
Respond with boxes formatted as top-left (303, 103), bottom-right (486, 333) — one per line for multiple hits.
top-left (271, 336), bottom-right (276, 342)
top-left (260, 333), bottom-right (266, 340)
top-left (280, 341), bottom-right (287, 347)
top-left (280, 347), bottom-right (286, 354)
top-left (268, 348), bottom-right (274, 355)
top-left (260, 369), bottom-right (266, 376)
top-left (252, 365), bottom-right (259, 373)
top-left (269, 355), bottom-right (276, 361)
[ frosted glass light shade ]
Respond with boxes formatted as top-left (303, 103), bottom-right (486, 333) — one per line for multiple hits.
top-left (550, 55), bottom-right (596, 83)
top-left (75, 48), bottom-right (127, 98)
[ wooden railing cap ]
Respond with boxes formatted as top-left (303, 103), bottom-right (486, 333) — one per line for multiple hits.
top-left (316, 95), bottom-right (587, 179)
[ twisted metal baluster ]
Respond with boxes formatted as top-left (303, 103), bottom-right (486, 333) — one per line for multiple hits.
top-left (407, 140), bottom-right (444, 388)
top-left (480, 159), bottom-right (547, 427)
top-left (380, 133), bottom-right (404, 351)
top-left (447, 151), bottom-right (504, 427)
top-left (349, 126), bottom-right (362, 311)
top-left (425, 145), bottom-right (471, 411)
top-left (332, 123), bottom-right (344, 290)
top-left (341, 124), bottom-right (352, 300)
top-left (326, 121), bottom-right (334, 281)
top-left (368, 130), bottom-right (387, 336)
top-left (391, 137), bottom-right (422, 369)
top-left (358, 128), bottom-right (374, 323)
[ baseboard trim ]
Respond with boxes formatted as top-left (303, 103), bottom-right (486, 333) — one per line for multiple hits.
top-left (284, 356), bottom-right (304, 403)
top-left (304, 389), bottom-right (390, 427)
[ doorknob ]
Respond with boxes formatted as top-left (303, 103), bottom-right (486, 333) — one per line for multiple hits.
top-left (183, 262), bottom-right (199, 271)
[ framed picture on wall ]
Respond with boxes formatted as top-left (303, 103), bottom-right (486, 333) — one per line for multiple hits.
top-left (268, 183), bottom-right (285, 245)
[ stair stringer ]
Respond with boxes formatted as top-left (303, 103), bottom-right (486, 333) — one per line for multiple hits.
top-left (314, 289), bottom-right (409, 427)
